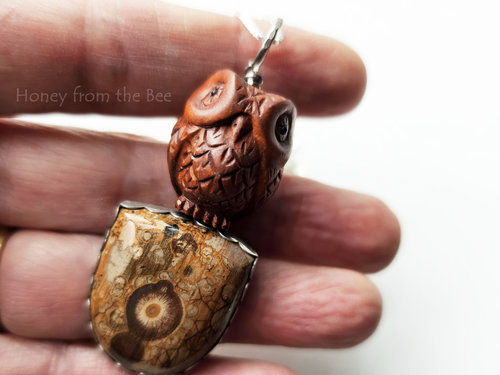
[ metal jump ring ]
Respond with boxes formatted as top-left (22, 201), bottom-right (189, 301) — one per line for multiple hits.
top-left (240, 18), bottom-right (284, 88)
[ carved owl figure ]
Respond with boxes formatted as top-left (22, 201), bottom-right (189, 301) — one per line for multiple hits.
top-left (168, 69), bottom-right (296, 229)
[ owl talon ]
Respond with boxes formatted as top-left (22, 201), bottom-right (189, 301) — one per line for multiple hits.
top-left (212, 215), bottom-right (229, 230)
top-left (196, 206), bottom-right (229, 230)
top-left (203, 211), bottom-right (213, 224)
top-left (176, 196), bottom-right (229, 230)
top-left (193, 205), bottom-right (203, 220)
top-left (176, 195), bottom-right (194, 215)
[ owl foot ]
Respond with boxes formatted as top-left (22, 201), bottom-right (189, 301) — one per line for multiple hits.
top-left (176, 195), bottom-right (230, 230)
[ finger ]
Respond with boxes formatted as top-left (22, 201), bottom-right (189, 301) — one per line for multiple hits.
top-left (0, 121), bottom-right (399, 271)
top-left (233, 177), bottom-right (400, 272)
top-left (0, 230), bottom-right (381, 348)
top-left (0, 0), bottom-right (365, 116)
top-left (0, 335), bottom-right (296, 375)
top-left (188, 356), bottom-right (297, 375)
top-left (227, 260), bottom-right (382, 348)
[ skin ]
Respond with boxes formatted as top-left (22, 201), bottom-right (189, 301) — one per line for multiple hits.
top-left (0, 1), bottom-right (400, 374)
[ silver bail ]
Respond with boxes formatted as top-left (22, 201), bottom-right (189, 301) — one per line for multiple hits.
top-left (244, 18), bottom-right (283, 88)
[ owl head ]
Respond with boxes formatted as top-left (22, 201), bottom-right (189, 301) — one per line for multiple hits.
top-left (183, 70), bottom-right (296, 170)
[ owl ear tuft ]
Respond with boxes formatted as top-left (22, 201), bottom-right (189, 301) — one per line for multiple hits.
top-left (183, 70), bottom-right (247, 126)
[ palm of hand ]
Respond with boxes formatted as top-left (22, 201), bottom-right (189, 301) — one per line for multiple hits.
top-left (0, 1), bottom-right (400, 374)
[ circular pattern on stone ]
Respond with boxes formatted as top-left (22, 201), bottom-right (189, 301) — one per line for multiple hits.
top-left (126, 280), bottom-right (183, 341)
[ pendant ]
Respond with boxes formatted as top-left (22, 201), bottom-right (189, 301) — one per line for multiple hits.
top-left (89, 18), bottom-right (296, 374)
top-left (89, 202), bottom-right (256, 374)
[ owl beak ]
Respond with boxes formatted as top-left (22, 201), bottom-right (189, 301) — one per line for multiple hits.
top-left (239, 92), bottom-right (289, 118)
top-left (259, 93), bottom-right (290, 114)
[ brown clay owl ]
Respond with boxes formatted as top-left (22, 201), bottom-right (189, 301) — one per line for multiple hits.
top-left (168, 69), bottom-right (296, 229)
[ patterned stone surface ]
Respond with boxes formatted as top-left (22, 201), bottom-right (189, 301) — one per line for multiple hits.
top-left (89, 203), bottom-right (256, 374)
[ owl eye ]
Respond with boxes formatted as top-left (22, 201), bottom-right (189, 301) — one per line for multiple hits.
top-left (275, 113), bottom-right (291, 143)
top-left (202, 83), bottom-right (224, 107)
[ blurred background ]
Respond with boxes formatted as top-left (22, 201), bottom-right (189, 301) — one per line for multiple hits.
top-left (18, 0), bottom-right (500, 374)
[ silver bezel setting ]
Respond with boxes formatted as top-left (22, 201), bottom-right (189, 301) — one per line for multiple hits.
top-left (88, 201), bottom-right (258, 375)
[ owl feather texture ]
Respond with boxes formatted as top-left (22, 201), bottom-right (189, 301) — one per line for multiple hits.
top-left (168, 70), bottom-right (296, 230)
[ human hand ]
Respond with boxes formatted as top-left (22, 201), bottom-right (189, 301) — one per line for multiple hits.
top-left (0, 1), bottom-right (400, 374)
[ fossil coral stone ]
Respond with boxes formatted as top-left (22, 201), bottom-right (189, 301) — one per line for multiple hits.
top-left (89, 204), bottom-right (256, 374)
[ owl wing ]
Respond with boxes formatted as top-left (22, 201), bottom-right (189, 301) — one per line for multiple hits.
top-left (177, 115), bottom-right (260, 215)
top-left (168, 119), bottom-right (200, 196)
